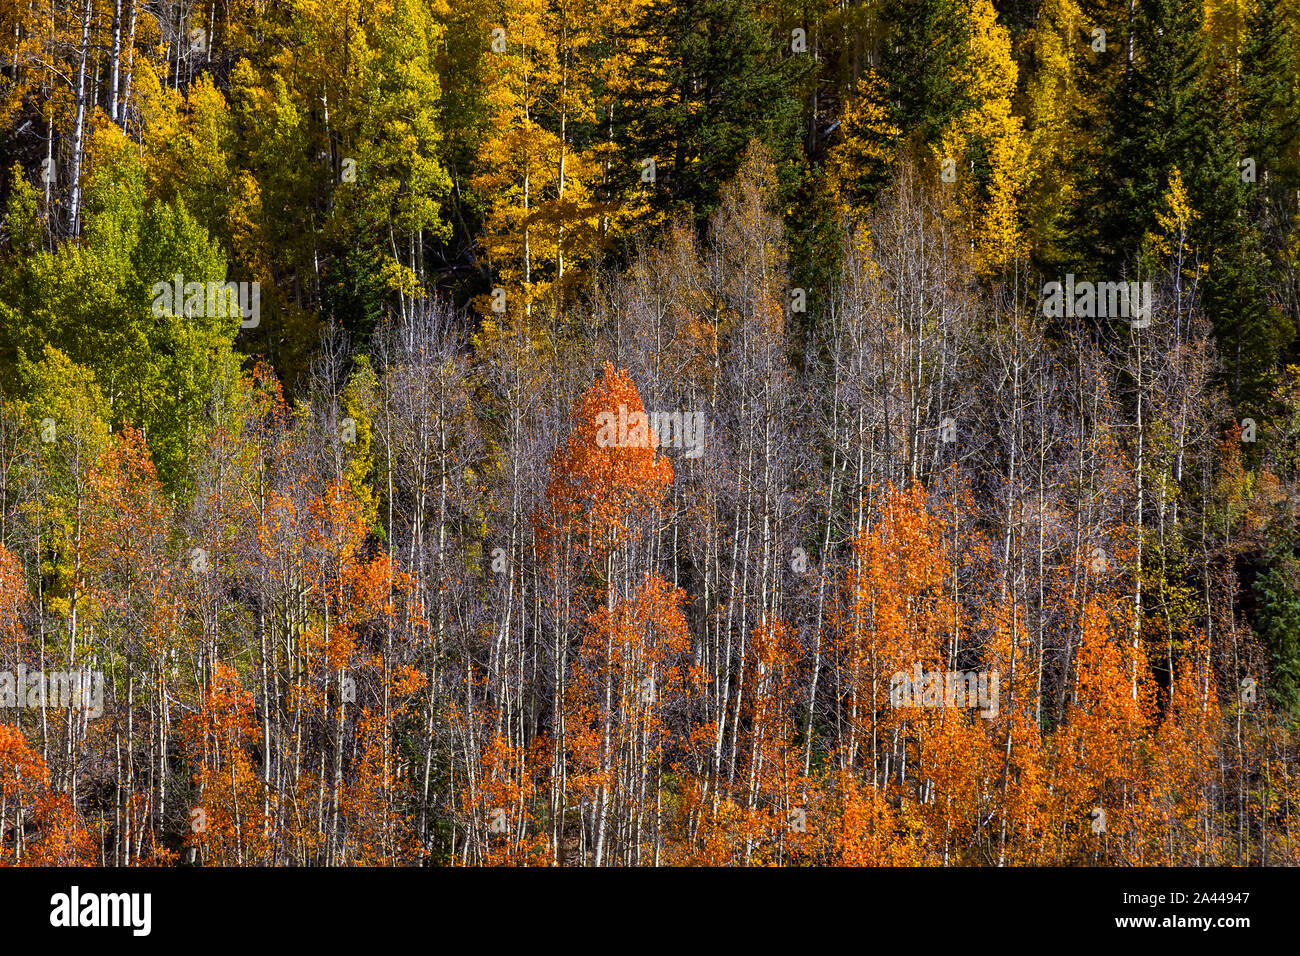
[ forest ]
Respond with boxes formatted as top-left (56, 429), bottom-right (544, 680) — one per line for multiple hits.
top-left (0, 0), bottom-right (1298, 867)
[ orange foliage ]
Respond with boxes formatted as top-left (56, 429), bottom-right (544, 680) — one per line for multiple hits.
top-left (540, 363), bottom-right (673, 573)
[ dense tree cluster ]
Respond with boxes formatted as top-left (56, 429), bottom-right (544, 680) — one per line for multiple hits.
top-left (0, 0), bottom-right (1299, 865)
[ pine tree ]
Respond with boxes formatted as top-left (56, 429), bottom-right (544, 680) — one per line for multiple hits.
top-left (614, 0), bottom-right (808, 223)
top-left (1073, 0), bottom-right (1207, 274)
top-left (877, 0), bottom-right (973, 145)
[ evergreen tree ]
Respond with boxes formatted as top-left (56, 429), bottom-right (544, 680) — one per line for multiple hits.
top-left (614, 0), bottom-right (808, 223)
top-left (877, 0), bottom-right (973, 145)
top-left (1072, 0), bottom-right (1206, 274)
top-left (1254, 550), bottom-right (1300, 720)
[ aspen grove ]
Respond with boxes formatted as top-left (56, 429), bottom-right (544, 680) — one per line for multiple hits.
top-left (1, 0), bottom-right (1299, 867)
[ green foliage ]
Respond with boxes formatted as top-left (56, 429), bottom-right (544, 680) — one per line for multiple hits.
top-left (877, 0), bottom-right (973, 144)
top-left (0, 136), bottom-right (237, 490)
top-left (1073, 0), bottom-right (1208, 273)
top-left (1254, 551), bottom-right (1300, 719)
top-left (614, 0), bottom-right (809, 224)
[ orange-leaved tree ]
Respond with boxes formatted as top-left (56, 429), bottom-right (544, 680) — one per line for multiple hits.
top-left (565, 573), bottom-right (693, 866)
top-left (540, 362), bottom-right (673, 604)
top-left (181, 663), bottom-right (271, 866)
top-left (0, 723), bottom-right (94, 865)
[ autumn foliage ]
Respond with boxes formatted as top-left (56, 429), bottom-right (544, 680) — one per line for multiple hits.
top-left (2, 0), bottom-right (1300, 866)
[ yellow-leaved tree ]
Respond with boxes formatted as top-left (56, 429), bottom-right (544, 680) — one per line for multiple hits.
top-left (936, 0), bottom-right (1031, 272)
